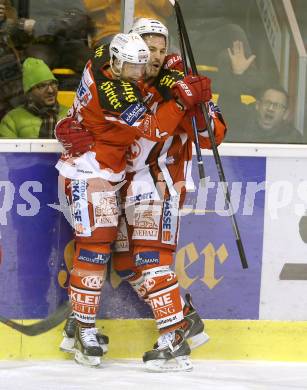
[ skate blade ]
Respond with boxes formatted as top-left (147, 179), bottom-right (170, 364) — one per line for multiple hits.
top-left (189, 332), bottom-right (210, 350)
top-left (59, 337), bottom-right (75, 353)
top-left (74, 350), bottom-right (102, 367)
top-left (144, 356), bottom-right (193, 373)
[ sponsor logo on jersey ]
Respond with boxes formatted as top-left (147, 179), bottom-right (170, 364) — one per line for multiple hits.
top-left (77, 79), bottom-right (92, 107)
top-left (83, 67), bottom-right (93, 87)
top-left (121, 81), bottom-right (139, 103)
top-left (81, 275), bottom-right (103, 289)
top-left (132, 205), bottom-right (161, 241)
top-left (143, 277), bottom-right (156, 291)
top-left (94, 45), bottom-right (106, 58)
top-left (138, 114), bottom-right (152, 138)
top-left (100, 80), bottom-right (122, 110)
top-left (127, 191), bottom-right (154, 204)
top-left (159, 73), bottom-right (179, 88)
top-left (151, 293), bottom-right (172, 309)
top-left (114, 217), bottom-right (129, 252)
top-left (74, 312), bottom-right (96, 323)
top-left (127, 141), bottom-right (141, 160)
top-left (69, 286), bottom-right (101, 318)
top-left (120, 102), bottom-right (147, 126)
top-left (92, 191), bottom-right (119, 228)
top-left (71, 180), bottom-right (91, 237)
top-left (135, 251), bottom-right (160, 266)
top-left (156, 314), bottom-right (181, 328)
top-left (161, 196), bottom-right (179, 245)
top-left (99, 79), bottom-right (140, 111)
top-left (78, 249), bottom-right (110, 264)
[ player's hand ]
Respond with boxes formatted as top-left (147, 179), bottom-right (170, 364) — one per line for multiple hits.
top-left (55, 117), bottom-right (94, 156)
top-left (164, 53), bottom-right (184, 71)
top-left (187, 104), bottom-right (207, 131)
top-left (171, 75), bottom-right (212, 109)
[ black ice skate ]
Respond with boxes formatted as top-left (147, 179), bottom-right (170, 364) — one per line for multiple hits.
top-left (74, 326), bottom-right (104, 367)
top-left (60, 313), bottom-right (109, 354)
top-left (182, 293), bottom-right (210, 349)
top-left (143, 329), bottom-right (193, 372)
top-left (152, 293), bottom-right (209, 352)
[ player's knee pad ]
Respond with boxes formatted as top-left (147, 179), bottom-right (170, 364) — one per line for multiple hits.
top-left (112, 252), bottom-right (146, 299)
top-left (70, 242), bottom-right (111, 325)
top-left (130, 247), bottom-right (174, 297)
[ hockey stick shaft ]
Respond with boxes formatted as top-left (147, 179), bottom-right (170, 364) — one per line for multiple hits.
top-left (175, 7), bottom-right (206, 181)
top-left (171, 0), bottom-right (248, 269)
top-left (0, 301), bottom-right (71, 336)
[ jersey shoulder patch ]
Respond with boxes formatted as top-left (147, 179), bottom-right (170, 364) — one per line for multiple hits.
top-left (155, 68), bottom-right (184, 101)
top-left (90, 45), bottom-right (144, 113)
top-left (98, 79), bottom-right (143, 113)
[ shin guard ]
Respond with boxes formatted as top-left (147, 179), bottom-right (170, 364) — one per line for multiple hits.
top-left (133, 248), bottom-right (184, 334)
top-left (69, 242), bottom-right (110, 326)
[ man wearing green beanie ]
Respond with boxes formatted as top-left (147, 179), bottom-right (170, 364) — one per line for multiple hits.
top-left (0, 57), bottom-right (68, 138)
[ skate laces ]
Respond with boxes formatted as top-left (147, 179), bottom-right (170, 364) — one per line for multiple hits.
top-left (80, 327), bottom-right (99, 347)
top-left (157, 331), bottom-right (175, 351)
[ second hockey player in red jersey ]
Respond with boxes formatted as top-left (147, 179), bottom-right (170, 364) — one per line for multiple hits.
top-left (55, 30), bottom-right (213, 367)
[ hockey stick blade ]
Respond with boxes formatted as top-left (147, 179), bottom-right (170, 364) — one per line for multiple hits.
top-left (0, 301), bottom-right (71, 336)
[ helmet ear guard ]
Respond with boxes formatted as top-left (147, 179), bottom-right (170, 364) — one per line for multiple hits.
top-left (109, 32), bottom-right (150, 76)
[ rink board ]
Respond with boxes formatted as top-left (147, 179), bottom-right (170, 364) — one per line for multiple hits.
top-left (0, 144), bottom-right (306, 360)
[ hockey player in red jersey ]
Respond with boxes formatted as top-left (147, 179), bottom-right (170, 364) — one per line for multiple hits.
top-left (111, 19), bottom-right (226, 372)
top-left (55, 30), bottom-right (213, 367)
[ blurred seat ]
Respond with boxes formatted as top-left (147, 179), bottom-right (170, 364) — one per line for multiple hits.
top-left (212, 93), bottom-right (255, 105)
top-left (197, 64), bottom-right (219, 72)
top-left (57, 91), bottom-right (75, 107)
top-left (240, 95), bottom-right (255, 104)
top-left (52, 67), bottom-right (80, 92)
top-left (52, 68), bottom-right (76, 107)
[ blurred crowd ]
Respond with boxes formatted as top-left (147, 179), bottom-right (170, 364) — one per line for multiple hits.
top-left (0, 0), bottom-right (306, 143)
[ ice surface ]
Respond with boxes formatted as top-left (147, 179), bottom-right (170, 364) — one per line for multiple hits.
top-left (1, 359), bottom-right (307, 390)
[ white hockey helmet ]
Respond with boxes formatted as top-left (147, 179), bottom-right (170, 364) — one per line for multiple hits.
top-left (131, 18), bottom-right (169, 44)
top-left (109, 32), bottom-right (150, 75)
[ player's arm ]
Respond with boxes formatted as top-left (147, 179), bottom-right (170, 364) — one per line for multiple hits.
top-left (55, 69), bottom-right (212, 151)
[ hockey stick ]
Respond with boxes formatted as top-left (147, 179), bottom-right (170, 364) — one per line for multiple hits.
top-left (175, 6), bottom-right (206, 181)
top-left (169, 0), bottom-right (248, 269)
top-left (0, 301), bottom-right (71, 336)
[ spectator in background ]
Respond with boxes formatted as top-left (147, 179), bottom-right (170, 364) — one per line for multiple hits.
top-left (0, 0), bottom-right (23, 119)
top-left (172, 0), bottom-right (253, 73)
top-left (0, 57), bottom-right (68, 138)
top-left (21, 7), bottom-right (93, 73)
top-left (219, 40), bottom-right (303, 143)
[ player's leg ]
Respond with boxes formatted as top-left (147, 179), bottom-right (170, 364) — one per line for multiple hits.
top-left (132, 245), bottom-right (192, 371)
top-left (61, 177), bottom-right (118, 366)
top-left (70, 241), bottom-right (110, 366)
top-left (113, 246), bottom-right (191, 371)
